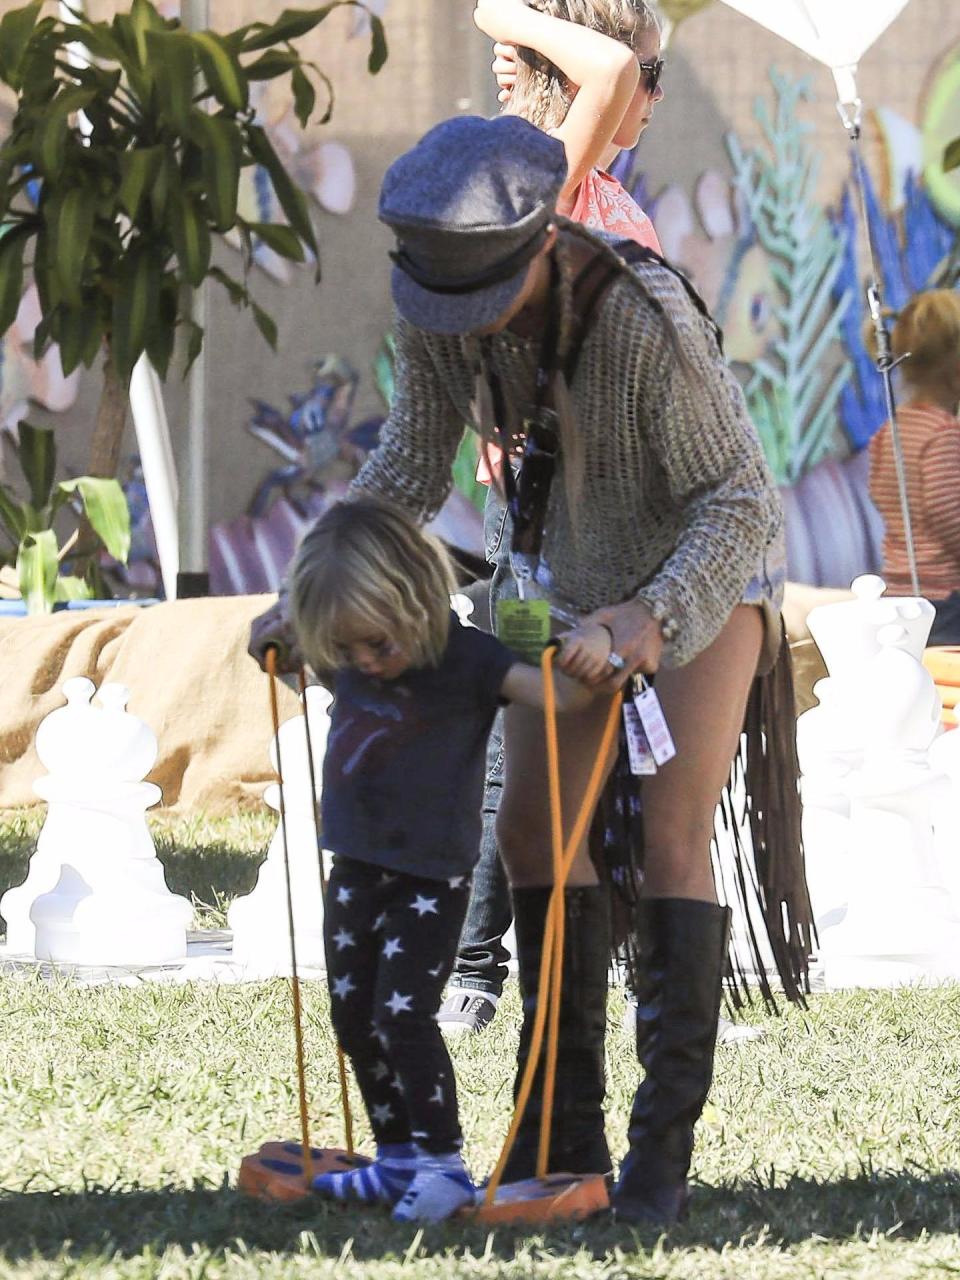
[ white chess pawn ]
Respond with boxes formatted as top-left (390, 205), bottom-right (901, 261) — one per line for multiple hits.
top-left (3, 680), bottom-right (192, 967)
top-left (228, 685), bottom-right (333, 976)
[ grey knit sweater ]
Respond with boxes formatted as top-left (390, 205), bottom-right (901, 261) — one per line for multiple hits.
top-left (351, 259), bottom-right (785, 669)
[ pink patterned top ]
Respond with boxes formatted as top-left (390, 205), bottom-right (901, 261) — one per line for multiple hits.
top-left (566, 167), bottom-right (662, 252)
top-left (476, 168), bottom-right (661, 483)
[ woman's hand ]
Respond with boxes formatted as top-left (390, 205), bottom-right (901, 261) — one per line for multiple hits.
top-left (474, 0), bottom-right (529, 45)
top-left (492, 41), bottom-right (519, 102)
top-left (564, 601), bottom-right (664, 693)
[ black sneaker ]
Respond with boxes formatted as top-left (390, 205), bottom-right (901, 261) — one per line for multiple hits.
top-left (437, 988), bottom-right (500, 1038)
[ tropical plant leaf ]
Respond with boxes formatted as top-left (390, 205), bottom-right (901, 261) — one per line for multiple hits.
top-left (237, 7), bottom-right (334, 53)
top-left (192, 113), bottom-right (240, 232)
top-left (249, 297), bottom-right (278, 350)
top-left (17, 528), bottom-right (58, 614)
top-left (144, 277), bottom-right (178, 379)
top-left (0, 483), bottom-right (27, 543)
top-left (52, 186), bottom-right (97, 306)
top-left (37, 85), bottom-right (96, 176)
top-left (168, 188), bottom-right (212, 286)
top-left (181, 318), bottom-right (204, 378)
top-left (14, 421), bottom-right (56, 511)
top-left (208, 264), bottom-right (248, 307)
top-left (0, 221), bottom-right (32, 335)
top-left (944, 137), bottom-right (960, 174)
top-left (111, 243), bottom-right (162, 383)
top-left (54, 574), bottom-right (93, 601)
top-left (290, 64), bottom-right (316, 128)
top-left (247, 220), bottom-right (305, 262)
top-left (366, 14), bottom-right (388, 74)
top-left (118, 146), bottom-right (164, 222)
top-left (0, 1), bottom-right (44, 91)
top-left (246, 124), bottom-right (318, 269)
top-left (244, 49), bottom-right (299, 80)
top-left (191, 30), bottom-right (248, 112)
top-left (145, 31), bottom-right (195, 132)
top-left (54, 303), bottom-right (94, 376)
top-left (59, 476), bottom-right (131, 562)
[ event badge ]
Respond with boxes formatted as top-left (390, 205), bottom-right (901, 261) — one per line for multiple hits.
top-left (623, 703), bottom-right (657, 775)
top-left (633, 677), bottom-right (677, 766)
top-left (496, 598), bottom-right (552, 664)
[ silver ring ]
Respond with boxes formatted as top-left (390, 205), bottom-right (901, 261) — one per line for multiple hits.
top-left (607, 651), bottom-right (626, 671)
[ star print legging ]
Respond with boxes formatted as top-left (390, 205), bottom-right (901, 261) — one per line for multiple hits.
top-left (323, 856), bottom-right (472, 1154)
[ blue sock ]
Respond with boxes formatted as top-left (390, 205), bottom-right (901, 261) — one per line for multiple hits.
top-left (313, 1141), bottom-right (417, 1207)
top-left (391, 1150), bottom-right (475, 1223)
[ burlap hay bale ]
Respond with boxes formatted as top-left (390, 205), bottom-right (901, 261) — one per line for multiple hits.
top-left (0, 585), bottom-right (846, 815)
top-left (0, 596), bottom-right (299, 815)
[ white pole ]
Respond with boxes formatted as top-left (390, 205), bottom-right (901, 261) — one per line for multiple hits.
top-left (179, 0), bottom-right (211, 596)
top-left (130, 357), bottom-right (180, 600)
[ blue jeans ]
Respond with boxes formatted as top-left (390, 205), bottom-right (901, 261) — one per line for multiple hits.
top-left (451, 710), bottom-right (513, 996)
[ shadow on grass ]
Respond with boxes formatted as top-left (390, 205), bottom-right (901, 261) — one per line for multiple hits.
top-left (1, 1170), bottom-right (958, 1262)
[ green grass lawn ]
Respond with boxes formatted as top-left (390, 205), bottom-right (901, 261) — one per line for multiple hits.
top-left (2, 810), bottom-right (960, 1279)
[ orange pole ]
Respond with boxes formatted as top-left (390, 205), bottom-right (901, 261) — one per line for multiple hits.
top-left (297, 671), bottom-right (355, 1157)
top-left (266, 648), bottom-right (313, 1185)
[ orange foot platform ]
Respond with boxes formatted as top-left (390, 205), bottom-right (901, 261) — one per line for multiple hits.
top-left (239, 1141), bottom-right (371, 1204)
top-left (466, 1172), bottom-right (609, 1224)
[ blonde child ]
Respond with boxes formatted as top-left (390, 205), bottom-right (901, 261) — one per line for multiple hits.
top-left (290, 498), bottom-right (596, 1223)
top-left (870, 289), bottom-right (960, 643)
top-left (474, 0), bottom-right (664, 249)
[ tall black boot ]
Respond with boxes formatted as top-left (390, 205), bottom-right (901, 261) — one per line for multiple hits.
top-left (500, 885), bottom-right (612, 1183)
top-left (612, 898), bottom-right (731, 1225)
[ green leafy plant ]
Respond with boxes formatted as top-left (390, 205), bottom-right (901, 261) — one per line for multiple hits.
top-left (0, 0), bottom-right (387, 481)
top-left (0, 421), bottom-right (130, 612)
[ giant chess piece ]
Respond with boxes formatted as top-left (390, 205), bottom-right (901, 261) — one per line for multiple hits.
top-left (228, 685), bottom-right (332, 976)
top-left (799, 578), bottom-right (960, 986)
top-left (1, 678), bottom-right (192, 966)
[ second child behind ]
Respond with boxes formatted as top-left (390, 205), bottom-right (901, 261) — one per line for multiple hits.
top-left (290, 498), bottom-right (598, 1223)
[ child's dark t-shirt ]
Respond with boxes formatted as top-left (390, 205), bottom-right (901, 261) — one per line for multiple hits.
top-left (321, 615), bottom-right (515, 881)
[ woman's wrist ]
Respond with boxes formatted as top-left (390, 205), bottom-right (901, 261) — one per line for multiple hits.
top-left (633, 593), bottom-right (680, 643)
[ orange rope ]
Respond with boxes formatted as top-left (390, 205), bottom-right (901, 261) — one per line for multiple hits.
top-left (485, 652), bottom-right (621, 1204)
top-left (297, 671), bottom-right (356, 1157)
top-left (266, 648), bottom-right (313, 1185)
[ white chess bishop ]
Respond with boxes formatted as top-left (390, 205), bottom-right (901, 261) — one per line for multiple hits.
top-left (228, 684), bottom-right (333, 976)
top-left (799, 575), bottom-right (960, 987)
top-left (1, 678), bottom-right (192, 966)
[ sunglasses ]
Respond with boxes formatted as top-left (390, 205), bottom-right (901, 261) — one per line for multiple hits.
top-left (638, 57), bottom-right (664, 94)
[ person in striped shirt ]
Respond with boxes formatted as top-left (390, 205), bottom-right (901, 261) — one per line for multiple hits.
top-left (869, 289), bottom-right (960, 645)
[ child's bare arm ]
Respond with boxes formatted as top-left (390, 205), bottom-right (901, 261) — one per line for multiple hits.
top-left (474, 0), bottom-right (639, 203)
top-left (500, 661), bottom-right (595, 713)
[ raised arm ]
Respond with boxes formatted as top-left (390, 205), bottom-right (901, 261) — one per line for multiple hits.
top-left (348, 317), bottom-right (465, 522)
top-left (473, 0), bottom-right (639, 205)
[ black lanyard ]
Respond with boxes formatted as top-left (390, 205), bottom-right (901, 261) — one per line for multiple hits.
top-left (481, 254), bottom-right (562, 561)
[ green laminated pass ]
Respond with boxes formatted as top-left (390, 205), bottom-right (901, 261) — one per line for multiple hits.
top-left (496, 597), bottom-right (552, 664)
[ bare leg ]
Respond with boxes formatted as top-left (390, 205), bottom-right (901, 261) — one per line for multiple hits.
top-left (640, 605), bottom-right (763, 900)
top-left (495, 696), bottom-right (618, 886)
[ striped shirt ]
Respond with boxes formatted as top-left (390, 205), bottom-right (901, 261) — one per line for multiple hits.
top-left (869, 402), bottom-right (960, 598)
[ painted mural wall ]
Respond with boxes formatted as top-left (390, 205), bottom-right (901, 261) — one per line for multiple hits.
top-left (1, 0), bottom-right (958, 594)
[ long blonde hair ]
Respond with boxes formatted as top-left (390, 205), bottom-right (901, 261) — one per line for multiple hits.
top-left (290, 497), bottom-right (456, 677)
top-left (505, 0), bottom-right (659, 132)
